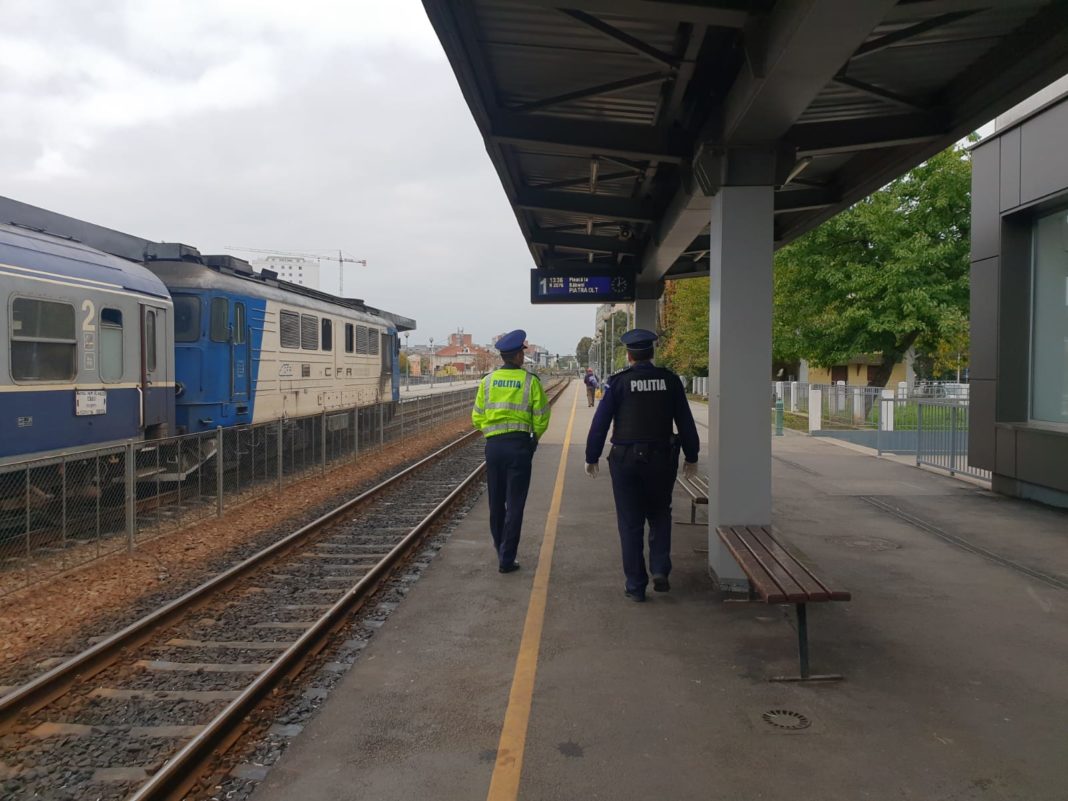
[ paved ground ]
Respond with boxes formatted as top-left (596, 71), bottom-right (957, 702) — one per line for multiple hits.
top-left (252, 383), bottom-right (1068, 801)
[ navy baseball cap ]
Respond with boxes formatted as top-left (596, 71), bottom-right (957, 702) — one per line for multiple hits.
top-left (620, 328), bottom-right (658, 351)
top-left (495, 329), bottom-right (527, 353)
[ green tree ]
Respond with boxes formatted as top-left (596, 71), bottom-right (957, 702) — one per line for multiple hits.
top-left (575, 336), bottom-right (593, 367)
top-left (773, 144), bottom-right (971, 387)
top-left (659, 278), bottom-right (710, 376)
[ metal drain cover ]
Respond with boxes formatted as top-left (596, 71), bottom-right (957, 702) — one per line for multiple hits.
top-left (761, 709), bottom-right (811, 730)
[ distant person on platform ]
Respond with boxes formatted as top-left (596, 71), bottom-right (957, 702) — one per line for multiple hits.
top-left (584, 329), bottom-right (700, 602)
top-left (471, 330), bottom-right (551, 573)
top-left (583, 367), bottom-right (599, 407)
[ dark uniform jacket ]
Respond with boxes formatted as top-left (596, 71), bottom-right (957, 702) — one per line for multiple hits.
top-left (585, 361), bottom-right (700, 464)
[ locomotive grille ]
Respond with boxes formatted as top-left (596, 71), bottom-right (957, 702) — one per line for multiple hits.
top-left (279, 311), bottom-right (300, 348)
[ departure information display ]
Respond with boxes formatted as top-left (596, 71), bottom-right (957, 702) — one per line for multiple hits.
top-left (530, 269), bottom-right (635, 304)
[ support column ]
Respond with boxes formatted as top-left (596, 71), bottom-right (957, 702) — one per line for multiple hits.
top-left (634, 284), bottom-right (660, 332)
top-left (707, 185), bottom-right (774, 593)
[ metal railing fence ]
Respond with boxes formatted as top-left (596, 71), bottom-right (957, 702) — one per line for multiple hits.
top-left (915, 400), bottom-right (991, 481)
top-left (0, 387), bottom-right (478, 596)
top-left (769, 381), bottom-right (988, 482)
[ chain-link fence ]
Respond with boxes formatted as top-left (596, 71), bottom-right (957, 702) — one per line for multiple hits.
top-left (0, 386), bottom-right (479, 596)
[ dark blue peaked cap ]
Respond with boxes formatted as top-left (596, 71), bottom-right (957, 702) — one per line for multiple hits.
top-left (495, 329), bottom-right (527, 353)
top-left (620, 328), bottom-right (658, 351)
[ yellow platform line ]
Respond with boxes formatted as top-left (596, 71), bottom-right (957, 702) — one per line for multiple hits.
top-left (486, 385), bottom-right (579, 801)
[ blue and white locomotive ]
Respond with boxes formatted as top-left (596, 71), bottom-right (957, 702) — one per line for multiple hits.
top-left (0, 197), bottom-right (412, 467)
top-left (147, 255), bottom-right (403, 434)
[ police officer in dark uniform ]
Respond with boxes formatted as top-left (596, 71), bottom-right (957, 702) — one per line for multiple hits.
top-left (584, 329), bottom-right (700, 602)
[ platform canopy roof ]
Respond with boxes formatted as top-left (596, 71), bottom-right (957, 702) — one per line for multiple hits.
top-left (423, 0), bottom-right (1068, 287)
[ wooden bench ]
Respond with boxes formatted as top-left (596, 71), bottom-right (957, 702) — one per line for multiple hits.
top-left (675, 473), bottom-right (708, 523)
top-left (717, 525), bottom-right (851, 682)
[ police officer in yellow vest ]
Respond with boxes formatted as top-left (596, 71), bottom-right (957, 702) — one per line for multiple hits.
top-left (472, 329), bottom-right (551, 573)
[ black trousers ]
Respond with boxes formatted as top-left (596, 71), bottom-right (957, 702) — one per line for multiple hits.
top-left (485, 433), bottom-right (534, 568)
top-left (608, 443), bottom-right (679, 594)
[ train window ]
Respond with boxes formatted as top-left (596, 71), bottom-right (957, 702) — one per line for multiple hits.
top-left (321, 318), bottom-right (332, 351)
top-left (356, 325), bottom-right (368, 354)
top-left (345, 323), bottom-right (354, 353)
top-left (146, 311), bottom-right (157, 372)
top-left (173, 295), bottom-right (200, 342)
top-left (10, 297), bottom-right (76, 381)
top-left (210, 298), bottom-right (229, 342)
top-left (367, 327), bottom-right (379, 356)
top-left (279, 311), bottom-right (300, 348)
top-left (99, 308), bottom-right (124, 382)
top-left (234, 303), bottom-right (246, 345)
top-left (300, 314), bottom-right (318, 350)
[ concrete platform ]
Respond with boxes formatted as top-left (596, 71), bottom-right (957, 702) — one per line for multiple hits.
top-left (253, 382), bottom-right (1068, 801)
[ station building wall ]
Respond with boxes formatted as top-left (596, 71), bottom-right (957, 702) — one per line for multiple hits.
top-left (806, 361), bottom-right (909, 388)
top-left (970, 95), bottom-right (1068, 507)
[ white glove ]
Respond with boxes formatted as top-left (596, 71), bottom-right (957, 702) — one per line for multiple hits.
top-left (682, 461), bottom-right (699, 480)
top-left (585, 462), bottom-right (599, 479)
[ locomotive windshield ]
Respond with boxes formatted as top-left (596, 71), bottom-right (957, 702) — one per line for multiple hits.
top-left (173, 295), bottom-right (200, 342)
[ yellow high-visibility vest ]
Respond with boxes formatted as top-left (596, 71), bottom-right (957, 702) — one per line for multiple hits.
top-left (471, 367), bottom-right (551, 439)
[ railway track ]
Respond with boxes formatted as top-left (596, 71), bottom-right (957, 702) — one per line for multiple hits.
top-left (0, 379), bottom-right (568, 801)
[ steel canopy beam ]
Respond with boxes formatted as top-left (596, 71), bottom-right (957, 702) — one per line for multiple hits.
top-left (530, 170), bottom-right (636, 191)
top-left (831, 74), bottom-right (931, 113)
top-left (531, 229), bottom-right (641, 254)
top-left (501, 0), bottom-right (759, 27)
top-left (515, 188), bottom-right (658, 222)
top-left (490, 112), bottom-right (689, 163)
top-left (774, 187), bottom-right (838, 214)
top-left (852, 9), bottom-right (979, 58)
top-left (787, 113), bottom-right (944, 156)
top-left (776, 2), bottom-right (1068, 246)
top-left (723, 0), bottom-right (898, 142)
top-left (559, 10), bottom-right (680, 68)
top-left (509, 71), bottom-right (673, 113)
top-left (639, 0), bottom-right (895, 287)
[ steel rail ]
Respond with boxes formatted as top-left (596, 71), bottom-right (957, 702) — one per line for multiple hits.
top-left (128, 457), bottom-right (489, 801)
top-left (0, 425), bottom-right (485, 731)
top-left (128, 378), bottom-right (569, 801)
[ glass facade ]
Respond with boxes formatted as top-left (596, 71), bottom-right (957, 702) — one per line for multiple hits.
top-left (1031, 208), bottom-right (1068, 424)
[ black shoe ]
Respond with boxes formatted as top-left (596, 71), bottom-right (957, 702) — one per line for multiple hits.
top-left (624, 589), bottom-right (646, 602)
top-left (499, 563), bottom-right (521, 574)
top-left (652, 575), bottom-right (670, 593)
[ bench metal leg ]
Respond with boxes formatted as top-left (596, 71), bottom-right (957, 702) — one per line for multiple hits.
top-left (770, 603), bottom-right (844, 683)
top-left (691, 499), bottom-right (696, 524)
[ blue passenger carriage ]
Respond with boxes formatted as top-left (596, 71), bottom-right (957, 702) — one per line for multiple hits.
top-left (0, 224), bottom-right (175, 464)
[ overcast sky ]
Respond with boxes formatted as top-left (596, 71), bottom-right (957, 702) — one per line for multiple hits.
top-left (0, 0), bottom-right (595, 355)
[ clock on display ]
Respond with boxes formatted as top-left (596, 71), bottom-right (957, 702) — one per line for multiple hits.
top-left (611, 276), bottom-right (629, 293)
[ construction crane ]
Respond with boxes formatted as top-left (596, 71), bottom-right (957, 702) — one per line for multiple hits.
top-left (225, 246), bottom-right (367, 297)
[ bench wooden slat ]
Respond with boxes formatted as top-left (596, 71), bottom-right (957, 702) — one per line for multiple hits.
top-left (720, 526), bottom-right (807, 603)
top-left (716, 525), bottom-right (851, 604)
top-left (743, 526), bottom-right (832, 602)
top-left (746, 526), bottom-right (851, 602)
top-left (718, 528), bottom-right (791, 603)
top-left (738, 525), bottom-right (817, 603)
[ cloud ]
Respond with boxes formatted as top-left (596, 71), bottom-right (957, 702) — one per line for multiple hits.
top-left (0, 1), bottom-right (595, 354)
